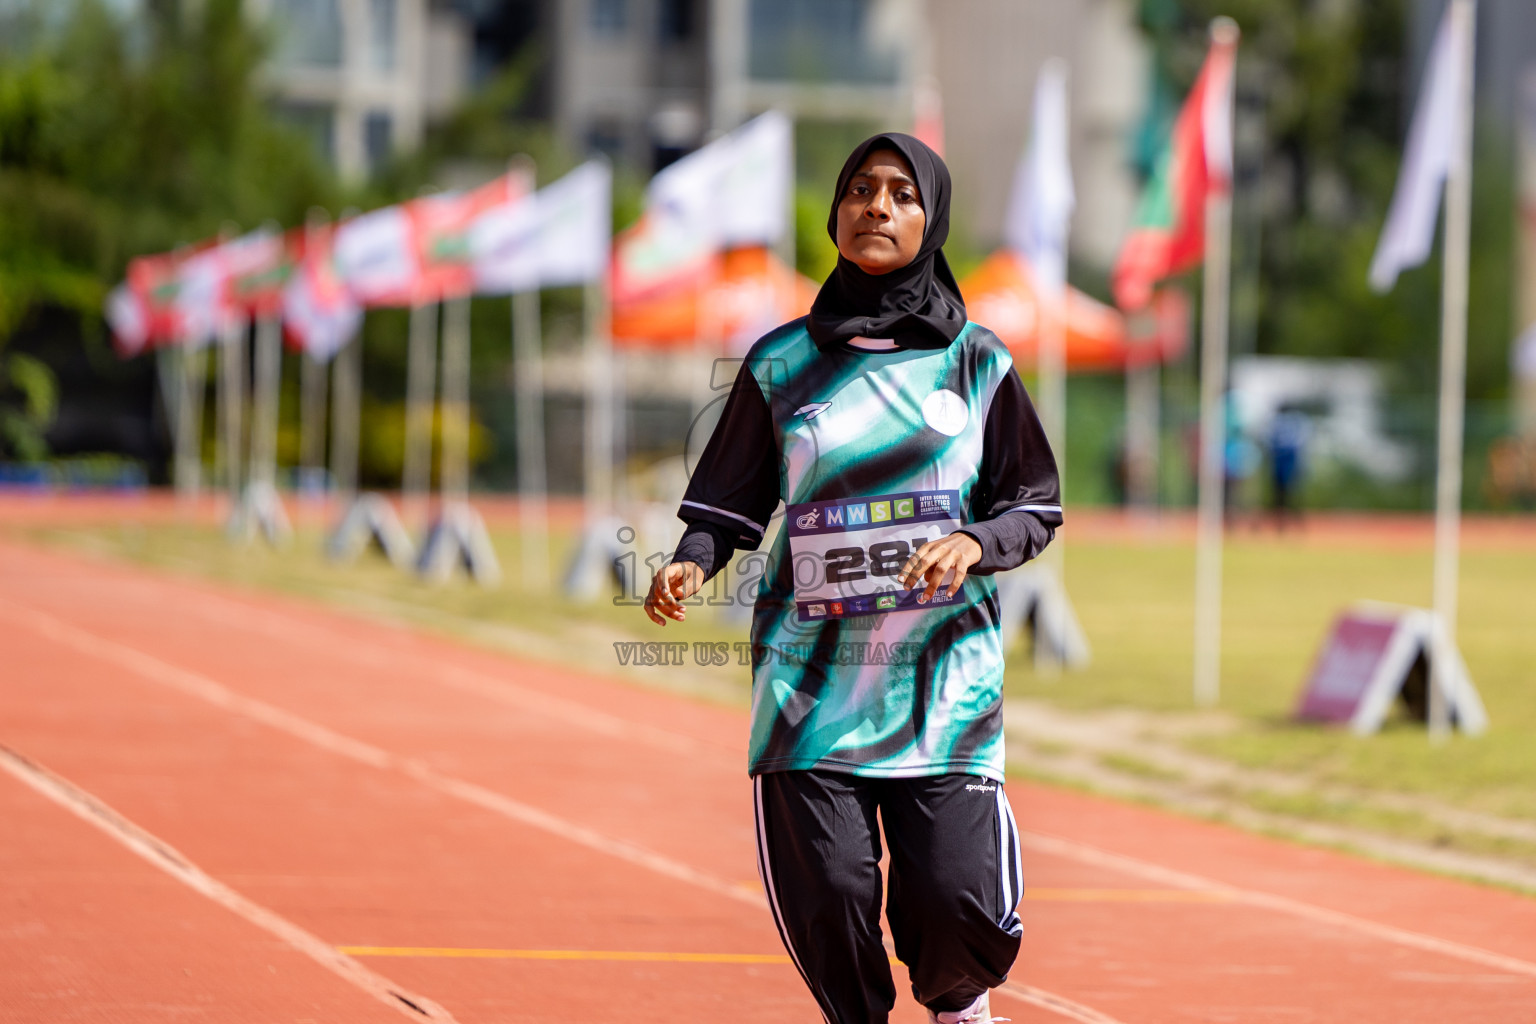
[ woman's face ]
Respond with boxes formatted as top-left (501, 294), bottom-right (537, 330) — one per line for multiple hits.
top-left (835, 148), bottom-right (926, 275)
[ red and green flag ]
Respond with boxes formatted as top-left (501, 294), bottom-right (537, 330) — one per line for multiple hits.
top-left (1112, 33), bottom-right (1237, 312)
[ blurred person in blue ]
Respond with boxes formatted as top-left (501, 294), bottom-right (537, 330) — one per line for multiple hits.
top-left (1223, 392), bottom-right (1259, 523)
top-left (643, 133), bottom-right (1061, 1024)
top-left (1267, 404), bottom-right (1309, 530)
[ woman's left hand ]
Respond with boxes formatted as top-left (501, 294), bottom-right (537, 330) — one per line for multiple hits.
top-left (898, 532), bottom-right (983, 604)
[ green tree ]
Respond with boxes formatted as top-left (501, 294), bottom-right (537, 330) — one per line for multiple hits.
top-left (1137, 0), bottom-right (1513, 403)
top-left (0, 0), bottom-right (339, 461)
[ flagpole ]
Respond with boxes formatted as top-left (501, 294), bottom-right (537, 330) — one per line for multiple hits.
top-left (1038, 267), bottom-right (1068, 673)
top-left (299, 348), bottom-right (327, 496)
top-left (218, 313), bottom-right (246, 509)
top-left (1430, 0), bottom-right (1477, 741)
top-left (330, 332), bottom-right (361, 506)
top-left (209, 224), bottom-right (238, 507)
top-left (155, 347), bottom-right (179, 496)
top-left (231, 312), bottom-right (292, 544)
top-left (1194, 17), bottom-right (1239, 707)
top-left (401, 299), bottom-right (439, 535)
top-left (513, 285), bottom-right (550, 587)
top-left (584, 277), bottom-right (615, 527)
top-left (178, 342), bottom-right (208, 505)
top-left (1125, 308), bottom-right (1160, 514)
top-left (439, 295), bottom-right (472, 508)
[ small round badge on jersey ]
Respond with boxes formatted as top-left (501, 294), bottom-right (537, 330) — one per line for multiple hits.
top-left (922, 389), bottom-right (969, 436)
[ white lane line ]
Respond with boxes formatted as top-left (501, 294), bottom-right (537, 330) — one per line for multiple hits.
top-left (5, 598), bottom-right (1122, 1024)
top-left (1020, 830), bottom-right (1536, 981)
top-left (23, 554), bottom-right (737, 766)
top-left (3, 599), bottom-right (759, 908)
top-left (0, 744), bottom-right (458, 1024)
top-left (995, 980), bottom-right (1131, 1024)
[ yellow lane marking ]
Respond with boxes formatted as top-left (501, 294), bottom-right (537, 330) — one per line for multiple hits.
top-left (1024, 887), bottom-right (1235, 903)
top-left (340, 889), bottom-right (1235, 967)
top-left (339, 947), bottom-right (793, 964)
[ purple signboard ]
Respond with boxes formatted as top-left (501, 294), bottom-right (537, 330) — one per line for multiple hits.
top-left (1294, 613), bottom-right (1401, 723)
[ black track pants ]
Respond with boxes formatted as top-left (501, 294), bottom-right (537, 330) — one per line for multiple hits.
top-left (752, 770), bottom-right (1024, 1023)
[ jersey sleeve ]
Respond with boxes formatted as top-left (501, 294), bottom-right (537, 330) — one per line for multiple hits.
top-left (672, 519), bottom-right (735, 581)
top-left (959, 366), bottom-right (1062, 575)
top-left (677, 365), bottom-right (781, 551)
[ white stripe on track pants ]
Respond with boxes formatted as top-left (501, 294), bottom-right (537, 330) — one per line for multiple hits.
top-left (753, 770), bottom-right (1024, 1024)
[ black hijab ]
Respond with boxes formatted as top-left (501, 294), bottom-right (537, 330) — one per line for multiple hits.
top-left (807, 132), bottom-right (968, 351)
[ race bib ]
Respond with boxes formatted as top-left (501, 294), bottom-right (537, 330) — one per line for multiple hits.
top-left (785, 490), bottom-right (964, 622)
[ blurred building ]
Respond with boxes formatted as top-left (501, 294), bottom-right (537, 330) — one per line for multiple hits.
top-left (485, 0), bottom-right (924, 171)
top-left (1411, 0), bottom-right (1536, 439)
top-left (252, 0), bottom-right (474, 181)
top-left (459, 0), bottom-right (1146, 270)
top-left (927, 0), bottom-right (1145, 268)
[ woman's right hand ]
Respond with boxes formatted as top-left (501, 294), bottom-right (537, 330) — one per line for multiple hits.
top-left (644, 561), bottom-right (706, 626)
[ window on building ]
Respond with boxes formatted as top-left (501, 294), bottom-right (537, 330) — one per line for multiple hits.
top-left (275, 102), bottom-right (337, 167)
top-left (590, 0), bottom-right (626, 36)
top-left (657, 0), bottom-right (694, 43)
top-left (271, 0), bottom-right (344, 68)
top-left (364, 111), bottom-right (393, 175)
top-left (748, 0), bottom-right (899, 84)
top-left (368, 0), bottom-right (397, 72)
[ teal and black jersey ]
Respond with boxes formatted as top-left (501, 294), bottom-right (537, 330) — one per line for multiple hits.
top-left (679, 319), bottom-right (1060, 781)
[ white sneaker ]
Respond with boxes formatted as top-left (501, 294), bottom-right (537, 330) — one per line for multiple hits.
top-left (926, 991), bottom-right (1008, 1024)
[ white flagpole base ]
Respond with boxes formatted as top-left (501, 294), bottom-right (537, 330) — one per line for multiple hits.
top-left (227, 480), bottom-right (292, 547)
top-left (326, 492), bottom-right (415, 568)
top-left (563, 515), bottom-right (627, 602)
top-left (416, 501), bottom-right (502, 587)
top-left (996, 562), bottom-right (1092, 670)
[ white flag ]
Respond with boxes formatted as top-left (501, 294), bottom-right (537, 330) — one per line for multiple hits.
top-left (642, 134), bottom-right (733, 271)
top-left (613, 111), bottom-right (792, 298)
top-left (470, 191), bottom-right (540, 295)
top-left (536, 159), bottom-right (612, 287)
top-left (1515, 323), bottom-right (1536, 381)
top-left (1368, 5), bottom-right (1468, 293)
top-left (643, 110), bottom-right (792, 251)
top-left (715, 109), bottom-right (793, 248)
top-left (333, 205), bottom-right (418, 306)
top-left (175, 229), bottom-right (284, 347)
top-left (471, 160), bottom-right (612, 294)
top-left (175, 245), bottom-right (231, 348)
top-left (1005, 61), bottom-right (1075, 297)
top-left (283, 258), bottom-right (361, 362)
top-left (105, 282), bottom-right (149, 357)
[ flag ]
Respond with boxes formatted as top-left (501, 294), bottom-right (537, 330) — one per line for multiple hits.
top-left (613, 142), bottom-right (727, 302)
top-left (125, 250), bottom-right (190, 346)
top-left (1368, 5), bottom-right (1469, 292)
top-left (715, 110), bottom-right (793, 249)
top-left (1112, 31), bottom-right (1237, 312)
top-left (1005, 61), bottom-right (1074, 298)
top-left (611, 246), bottom-right (818, 353)
top-left (333, 204), bottom-right (418, 307)
top-left (613, 111), bottom-right (791, 303)
top-left (409, 175), bottom-right (528, 302)
top-left (175, 228), bottom-right (287, 347)
top-left (105, 283), bottom-right (150, 358)
top-left (1515, 324), bottom-right (1536, 381)
top-left (532, 159), bottom-right (612, 288)
top-left (470, 160), bottom-right (611, 295)
top-left (175, 244), bottom-right (231, 348)
top-left (283, 224), bottom-right (362, 362)
top-left (228, 228), bottom-right (296, 318)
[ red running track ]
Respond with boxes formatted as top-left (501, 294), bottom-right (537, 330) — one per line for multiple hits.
top-left (2, 538), bottom-right (1534, 1023)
